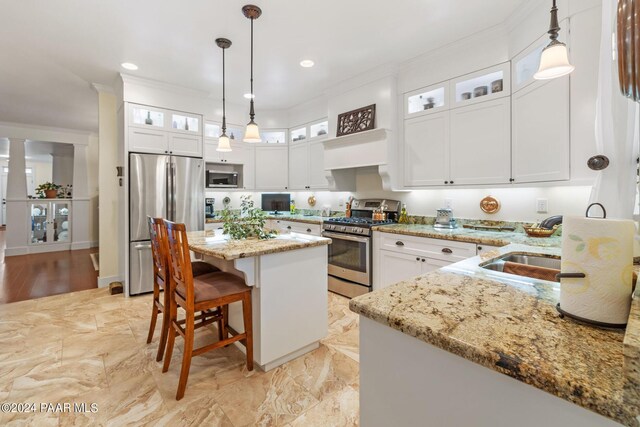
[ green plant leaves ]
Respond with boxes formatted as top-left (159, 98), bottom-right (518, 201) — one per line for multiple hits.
top-left (221, 195), bottom-right (275, 240)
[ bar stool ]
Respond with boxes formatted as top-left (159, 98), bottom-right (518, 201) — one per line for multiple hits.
top-left (146, 217), bottom-right (220, 362)
top-left (162, 220), bottom-right (254, 400)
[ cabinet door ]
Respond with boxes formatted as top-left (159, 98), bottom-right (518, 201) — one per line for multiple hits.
top-left (223, 142), bottom-right (246, 164)
top-left (377, 250), bottom-right (422, 290)
top-left (168, 133), bottom-right (202, 157)
top-left (128, 128), bottom-right (168, 154)
top-left (288, 142), bottom-right (309, 190)
top-left (404, 112), bottom-right (450, 187)
top-left (309, 140), bottom-right (329, 189)
top-left (449, 98), bottom-right (511, 185)
top-left (512, 77), bottom-right (570, 183)
top-left (420, 257), bottom-right (451, 274)
top-left (255, 145), bottom-right (288, 190)
top-left (242, 144), bottom-right (255, 190)
top-left (204, 141), bottom-right (223, 163)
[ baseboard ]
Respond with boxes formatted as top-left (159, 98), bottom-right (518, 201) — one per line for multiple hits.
top-left (71, 241), bottom-right (91, 250)
top-left (4, 247), bottom-right (29, 257)
top-left (90, 240), bottom-right (99, 248)
top-left (98, 275), bottom-right (122, 288)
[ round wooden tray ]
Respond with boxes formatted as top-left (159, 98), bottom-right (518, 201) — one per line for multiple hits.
top-left (524, 225), bottom-right (559, 238)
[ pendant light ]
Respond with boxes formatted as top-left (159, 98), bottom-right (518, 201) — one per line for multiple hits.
top-left (242, 4), bottom-right (262, 143)
top-left (534, 0), bottom-right (575, 80)
top-left (215, 38), bottom-right (232, 152)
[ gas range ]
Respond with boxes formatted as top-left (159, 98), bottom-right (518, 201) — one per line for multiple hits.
top-left (323, 217), bottom-right (397, 236)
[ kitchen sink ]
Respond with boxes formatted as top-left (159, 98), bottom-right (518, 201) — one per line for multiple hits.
top-left (480, 253), bottom-right (561, 282)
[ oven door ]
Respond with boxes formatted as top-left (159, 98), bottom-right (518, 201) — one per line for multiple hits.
top-left (322, 231), bottom-right (371, 286)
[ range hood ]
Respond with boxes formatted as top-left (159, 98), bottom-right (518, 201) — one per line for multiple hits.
top-left (322, 128), bottom-right (395, 190)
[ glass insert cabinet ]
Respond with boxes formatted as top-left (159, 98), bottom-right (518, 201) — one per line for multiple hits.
top-left (29, 201), bottom-right (71, 245)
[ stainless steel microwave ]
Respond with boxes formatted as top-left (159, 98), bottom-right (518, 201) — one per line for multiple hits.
top-left (206, 170), bottom-right (238, 188)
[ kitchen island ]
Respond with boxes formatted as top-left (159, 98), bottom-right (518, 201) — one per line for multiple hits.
top-left (350, 243), bottom-right (640, 427)
top-left (187, 230), bottom-right (331, 371)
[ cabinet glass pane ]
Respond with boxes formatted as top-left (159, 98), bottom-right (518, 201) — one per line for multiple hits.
top-left (310, 121), bottom-right (328, 138)
top-left (30, 203), bottom-right (48, 244)
top-left (205, 123), bottom-right (221, 138)
top-left (132, 107), bottom-right (164, 127)
top-left (261, 131), bottom-right (286, 144)
top-left (455, 70), bottom-right (504, 103)
top-left (53, 203), bottom-right (70, 242)
top-left (407, 87), bottom-right (445, 114)
top-left (171, 115), bottom-right (199, 132)
top-left (291, 127), bottom-right (307, 142)
top-left (226, 126), bottom-right (243, 142)
top-left (516, 44), bottom-right (545, 86)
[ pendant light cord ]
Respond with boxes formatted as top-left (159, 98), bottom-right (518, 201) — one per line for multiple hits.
top-left (222, 45), bottom-right (227, 134)
top-left (249, 16), bottom-right (255, 121)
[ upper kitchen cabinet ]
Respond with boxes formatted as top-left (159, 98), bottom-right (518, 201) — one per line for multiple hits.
top-left (404, 83), bottom-right (448, 119)
top-left (450, 62), bottom-right (510, 108)
top-left (204, 140), bottom-right (246, 164)
top-left (204, 122), bottom-right (221, 138)
top-left (261, 130), bottom-right (287, 144)
top-left (255, 145), bottom-right (288, 190)
top-left (404, 112), bottom-right (450, 187)
top-left (449, 97), bottom-right (511, 185)
top-left (512, 76), bottom-right (570, 183)
top-left (127, 103), bottom-right (203, 157)
top-left (288, 120), bottom-right (329, 190)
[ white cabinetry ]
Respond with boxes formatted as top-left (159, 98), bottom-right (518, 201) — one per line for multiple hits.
top-left (288, 119), bottom-right (329, 190)
top-left (404, 112), bottom-right (450, 187)
top-left (127, 103), bottom-right (203, 157)
top-left (268, 219), bottom-right (322, 236)
top-left (476, 243), bottom-right (503, 255)
top-left (512, 77), bottom-right (570, 183)
top-left (449, 97), bottom-right (511, 185)
top-left (373, 232), bottom-right (476, 290)
top-left (288, 141), bottom-right (309, 190)
top-left (255, 145), bottom-right (289, 190)
top-left (308, 139), bottom-right (329, 189)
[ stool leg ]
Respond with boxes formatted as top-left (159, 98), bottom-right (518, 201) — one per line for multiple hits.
top-left (176, 310), bottom-right (195, 400)
top-left (156, 284), bottom-right (170, 362)
top-left (241, 293), bottom-right (254, 371)
top-left (162, 295), bottom-right (178, 373)
top-left (146, 278), bottom-right (160, 344)
top-left (220, 305), bottom-right (229, 343)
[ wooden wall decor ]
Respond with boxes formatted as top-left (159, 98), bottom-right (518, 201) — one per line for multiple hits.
top-left (618, 0), bottom-right (640, 101)
top-left (336, 104), bottom-right (376, 137)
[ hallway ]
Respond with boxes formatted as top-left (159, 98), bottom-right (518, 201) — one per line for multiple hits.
top-left (0, 231), bottom-right (98, 304)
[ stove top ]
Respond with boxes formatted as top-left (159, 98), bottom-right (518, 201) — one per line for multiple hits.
top-left (325, 217), bottom-right (396, 226)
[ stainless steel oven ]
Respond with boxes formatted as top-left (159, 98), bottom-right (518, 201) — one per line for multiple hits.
top-left (323, 231), bottom-right (371, 288)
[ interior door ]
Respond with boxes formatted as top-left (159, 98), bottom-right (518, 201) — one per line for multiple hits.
top-left (171, 156), bottom-right (204, 232)
top-left (129, 153), bottom-right (169, 241)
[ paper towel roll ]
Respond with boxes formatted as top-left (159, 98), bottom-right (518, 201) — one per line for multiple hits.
top-left (560, 216), bottom-right (635, 325)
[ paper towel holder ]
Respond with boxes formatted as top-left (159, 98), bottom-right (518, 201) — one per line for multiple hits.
top-left (585, 202), bottom-right (607, 219)
top-left (556, 303), bottom-right (627, 329)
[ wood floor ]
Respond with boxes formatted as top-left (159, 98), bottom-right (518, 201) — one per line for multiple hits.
top-left (0, 231), bottom-right (98, 304)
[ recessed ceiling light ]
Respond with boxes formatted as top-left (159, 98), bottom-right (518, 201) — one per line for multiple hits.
top-left (121, 62), bottom-right (138, 71)
top-left (244, 93), bottom-right (255, 99)
top-left (300, 60), bottom-right (315, 68)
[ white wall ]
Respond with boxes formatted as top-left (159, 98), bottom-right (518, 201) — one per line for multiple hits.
top-left (51, 154), bottom-right (73, 187)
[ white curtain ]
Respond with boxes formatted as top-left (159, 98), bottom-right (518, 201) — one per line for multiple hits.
top-left (589, 0), bottom-right (639, 220)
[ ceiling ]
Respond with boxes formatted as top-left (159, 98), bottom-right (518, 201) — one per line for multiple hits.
top-left (0, 0), bottom-right (528, 132)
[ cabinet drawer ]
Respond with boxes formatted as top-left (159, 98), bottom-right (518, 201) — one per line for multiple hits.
top-left (273, 220), bottom-right (321, 236)
top-left (379, 232), bottom-right (476, 263)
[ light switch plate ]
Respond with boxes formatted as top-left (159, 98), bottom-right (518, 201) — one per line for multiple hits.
top-left (536, 198), bottom-right (548, 213)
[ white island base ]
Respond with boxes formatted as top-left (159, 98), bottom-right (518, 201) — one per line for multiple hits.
top-left (359, 317), bottom-right (621, 427)
top-left (200, 245), bottom-right (328, 372)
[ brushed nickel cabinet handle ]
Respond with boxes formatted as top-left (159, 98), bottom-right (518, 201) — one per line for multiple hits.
top-left (442, 248), bottom-right (453, 254)
top-left (396, 241), bottom-right (405, 246)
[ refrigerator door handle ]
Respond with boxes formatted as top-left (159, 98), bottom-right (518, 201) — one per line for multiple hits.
top-left (165, 160), bottom-right (171, 220)
top-left (170, 160), bottom-right (176, 221)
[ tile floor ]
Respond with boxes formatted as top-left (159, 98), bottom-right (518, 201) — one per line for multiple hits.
top-left (0, 288), bottom-right (360, 426)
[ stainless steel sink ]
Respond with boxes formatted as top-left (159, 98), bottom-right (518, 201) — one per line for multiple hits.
top-left (480, 253), bottom-right (561, 281)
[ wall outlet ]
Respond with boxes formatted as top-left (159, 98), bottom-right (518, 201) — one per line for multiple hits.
top-left (536, 198), bottom-right (548, 213)
top-left (444, 198), bottom-right (453, 209)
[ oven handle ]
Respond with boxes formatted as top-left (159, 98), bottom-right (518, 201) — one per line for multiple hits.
top-left (322, 231), bottom-right (370, 243)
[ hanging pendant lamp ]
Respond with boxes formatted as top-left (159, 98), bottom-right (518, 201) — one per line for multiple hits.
top-left (216, 38), bottom-right (232, 152)
top-left (534, 0), bottom-right (575, 80)
top-left (242, 4), bottom-right (262, 143)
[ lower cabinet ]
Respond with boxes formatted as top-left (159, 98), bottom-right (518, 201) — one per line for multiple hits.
top-left (476, 243), bottom-right (504, 255)
top-left (373, 232), bottom-right (477, 290)
top-left (267, 219), bottom-right (322, 236)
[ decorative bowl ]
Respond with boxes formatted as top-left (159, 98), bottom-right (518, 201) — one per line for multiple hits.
top-left (524, 225), bottom-right (559, 238)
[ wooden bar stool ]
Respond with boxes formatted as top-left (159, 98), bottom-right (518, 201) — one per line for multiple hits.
top-left (146, 217), bottom-right (220, 362)
top-left (162, 220), bottom-right (254, 401)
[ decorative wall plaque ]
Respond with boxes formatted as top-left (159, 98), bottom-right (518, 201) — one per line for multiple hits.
top-left (480, 196), bottom-right (501, 214)
top-left (336, 104), bottom-right (376, 137)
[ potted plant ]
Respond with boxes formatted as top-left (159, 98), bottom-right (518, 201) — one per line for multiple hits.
top-left (221, 196), bottom-right (275, 240)
top-left (35, 182), bottom-right (61, 199)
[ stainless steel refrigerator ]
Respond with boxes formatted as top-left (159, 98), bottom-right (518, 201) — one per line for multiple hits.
top-left (129, 153), bottom-right (204, 296)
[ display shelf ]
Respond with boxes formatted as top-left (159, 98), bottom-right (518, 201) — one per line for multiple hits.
top-left (261, 130), bottom-right (286, 144)
top-left (205, 122), bottom-right (221, 138)
top-left (226, 125), bottom-right (244, 142)
top-left (450, 63), bottom-right (510, 107)
top-left (407, 87), bottom-right (446, 115)
top-left (309, 121), bottom-right (328, 138)
top-left (171, 114), bottom-right (199, 133)
top-left (291, 127), bottom-right (307, 142)
top-left (132, 107), bottom-right (164, 128)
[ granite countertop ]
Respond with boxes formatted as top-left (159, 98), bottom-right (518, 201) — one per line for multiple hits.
top-left (187, 230), bottom-right (331, 260)
top-left (373, 223), bottom-right (561, 247)
top-left (206, 214), bottom-right (325, 225)
top-left (350, 244), bottom-right (639, 426)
